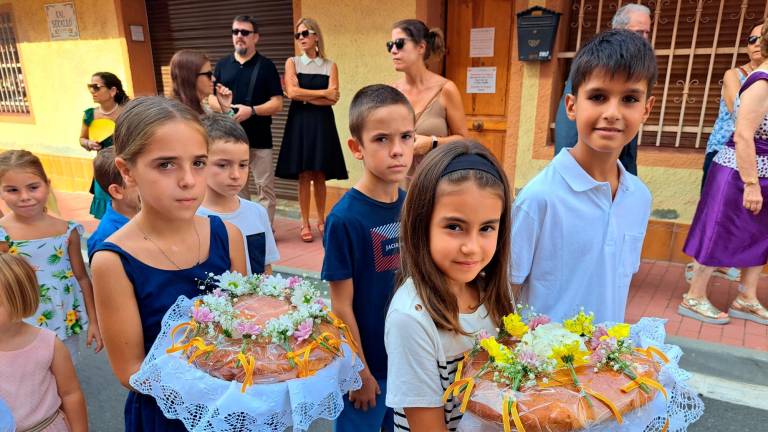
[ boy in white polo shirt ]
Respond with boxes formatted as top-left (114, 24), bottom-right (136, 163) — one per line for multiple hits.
top-left (198, 114), bottom-right (279, 275)
top-left (511, 30), bottom-right (656, 323)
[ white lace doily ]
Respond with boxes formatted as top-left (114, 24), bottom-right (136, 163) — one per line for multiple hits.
top-left (129, 296), bottom-right (364, 432)
top-left (458, 318), bottom-right (704, 431)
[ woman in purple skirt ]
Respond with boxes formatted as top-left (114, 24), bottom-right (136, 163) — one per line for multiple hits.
top-left (681, 22), bottom-right (768, 326)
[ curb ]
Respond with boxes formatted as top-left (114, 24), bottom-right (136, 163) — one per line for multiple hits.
top-left (668, 335), bottom-right (768, 387)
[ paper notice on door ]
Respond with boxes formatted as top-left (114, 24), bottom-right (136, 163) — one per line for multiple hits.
top-left (470, 27), bottom-right (495, 57)
top-left (467, 67), bottom-right (496, 94)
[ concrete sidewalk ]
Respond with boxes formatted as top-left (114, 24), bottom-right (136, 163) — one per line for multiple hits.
top-left (10, 190), bottom-right (767, 352)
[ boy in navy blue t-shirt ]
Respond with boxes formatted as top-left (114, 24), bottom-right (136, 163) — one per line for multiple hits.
top-left (322, 84), bottom-right (415, 432)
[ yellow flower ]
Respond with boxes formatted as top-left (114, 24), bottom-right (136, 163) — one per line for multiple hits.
top-left (55, 248), bottom-right (64, 257)
top-left (502, 313), bottom-right (529, 338)
top-left (549, 341), bottom-right (589, 368)
top-left (65, 270), bottom-right (74, 278)
top-left (37, 315), bottom-right (47, 325)
top-left (65, 310), bottom-right (78, 326)
top-left (563, 310), bottom-right (595, 337)
top-left (480, 336), bottom-right (513, 364)
top-left (8, 245), bottom-right (18, 255)
top-left (604, 323), bottom-right (630, 341)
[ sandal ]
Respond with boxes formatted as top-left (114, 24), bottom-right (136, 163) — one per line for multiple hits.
top-left (728, 296), bottom-right (768, 325)
top-left (713, 267), bottom-right (741, 282)
top-left (317, 222), bottom-right (325, 235)
top-left (677, 293), bottom-right (730, 324)
top-left (300, 225), bottom-right (313, 243)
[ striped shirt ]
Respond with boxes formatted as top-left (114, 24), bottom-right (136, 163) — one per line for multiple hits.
top-left (385, 279), bottom-right (495, 431)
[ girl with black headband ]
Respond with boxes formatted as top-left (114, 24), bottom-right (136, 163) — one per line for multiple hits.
top-left (384, 141), bottom-right (515, 432)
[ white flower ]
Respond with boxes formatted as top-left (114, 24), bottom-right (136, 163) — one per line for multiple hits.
top-left (215, 271), bottom-right (250, 295)
top-left (520, 322), bottom-right (586, 359)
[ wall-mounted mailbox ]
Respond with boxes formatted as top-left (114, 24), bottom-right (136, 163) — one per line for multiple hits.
top-left (517, 6), bottom-right (561, 61)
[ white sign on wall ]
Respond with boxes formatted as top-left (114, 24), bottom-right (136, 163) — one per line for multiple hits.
top-left (45, 2), bottom-right (80, 41)
top-left (470, 27), bottom-right (495, 58)
top-left (467, 67), bottom-right (497, 94)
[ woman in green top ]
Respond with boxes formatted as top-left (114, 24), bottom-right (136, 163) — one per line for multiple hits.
top-left (79, 72), bottom-right (129, 219)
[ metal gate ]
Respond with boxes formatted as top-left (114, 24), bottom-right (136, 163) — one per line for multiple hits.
top-left (146, 0), bottom-right (298, 199)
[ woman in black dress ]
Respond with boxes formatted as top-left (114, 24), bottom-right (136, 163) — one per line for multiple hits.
top-left (277, 18), bottom-right (347, 242)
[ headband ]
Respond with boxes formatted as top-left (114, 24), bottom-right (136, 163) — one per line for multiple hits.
top-left (440, 153), bottom-right (502, 181)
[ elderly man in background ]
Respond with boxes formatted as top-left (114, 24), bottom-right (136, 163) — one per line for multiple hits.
top-left (553, 3), bottom-right (652, 175)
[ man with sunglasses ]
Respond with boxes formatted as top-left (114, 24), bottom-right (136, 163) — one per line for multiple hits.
top-left (211, 15), bottom-right (283, 223)
top-left (553, 3), bottom-right (652, 175)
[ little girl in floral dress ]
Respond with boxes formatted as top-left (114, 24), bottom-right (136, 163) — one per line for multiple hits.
top-left (0, 150), bottom-right (102, 362)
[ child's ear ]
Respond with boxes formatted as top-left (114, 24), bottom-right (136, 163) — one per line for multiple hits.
top-left (107, 184), bottom-right (124, 201)
top-left (114, 157), bottom-right (137, 188)
top-left (348, 137), bottom-right (364, 161)
top-left (565, 94), bottom-right (577, 121)
top-left (642, 95), bottom-right (656, 123)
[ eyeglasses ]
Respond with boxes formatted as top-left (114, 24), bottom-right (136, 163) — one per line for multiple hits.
top-left (231, 28), bottom-right (254, 37)
top-left (294, 30), bottom-right (316, 40)
top-left (748, 35), bottom-right (762, 45)
top-left (87, 83), bottom-right (105, 92)
top-left (386, 38), bottom-right (411, 52)
top-left (197, 71), bottom-right (214, 80)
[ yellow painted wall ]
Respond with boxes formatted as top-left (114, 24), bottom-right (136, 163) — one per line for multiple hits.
top-left (0, 0), bottom-right (134, 190)
top-left (298, 0), bottom-right (415, 188)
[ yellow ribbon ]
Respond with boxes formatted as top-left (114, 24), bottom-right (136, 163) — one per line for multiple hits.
top-left (453, 356), bottom-right (467, 397)
top-left (501, 396), bottom-right (527, 432)
top-left (326, 310), bottom-right (361, 356)
top-left (236, 352), bottom-right (256, 393)
top-left (166, 336), bottom-right (215, 363)
top-left (441, 377), bottom-right (475, 413)
top-left (662, 417), bottom-right (670, 432)
top-left (621, 376), bottom-right (668, 399)
top-left (582, 387), bottom-right (623, 424)
top-left (539, 369), bottom-right (623, 424)
top-left (165, 320), bottom-right (197, 354)
top-left (635, 347), bottom-right (670, 364)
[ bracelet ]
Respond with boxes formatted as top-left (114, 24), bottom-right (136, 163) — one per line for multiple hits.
top-left (251, 106), bottom-right (256, 116)
top-left (226, 108), bottom-right (236, 117)
top-left (431, 135), bottom-right (438, 150)
top-left (744, 179), bottom-right (759, 186)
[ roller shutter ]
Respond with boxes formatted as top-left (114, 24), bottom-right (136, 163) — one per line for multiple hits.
top-left (146, 0), bottom-right (297, 198)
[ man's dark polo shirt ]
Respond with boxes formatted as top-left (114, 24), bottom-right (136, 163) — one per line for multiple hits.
top-left (214, 52), bottom-right (283, 149)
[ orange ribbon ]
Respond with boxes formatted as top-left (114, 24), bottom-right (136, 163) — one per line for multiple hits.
top-left (501, 396), bottom-right (527, 432)
top-left (236, 352), bottom-right (256, 393)
top-left (539, 368), bottom-right (623, 424)
top-left (326, 310), bottom-right (361, 356)
top-left (166, 336), bottom-right (215, 363)
top-left (621, 376), bottom-right (668, 399)
top-left (166, 320), bottom-right (198, 354)
top-left (285, 332), bottom-right (344, 378)
top-left (441, 377), bottom-right (475, 413)
top-left (635, 346), bottom-right (670, 364)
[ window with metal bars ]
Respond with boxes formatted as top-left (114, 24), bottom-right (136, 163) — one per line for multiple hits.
top-left (554, 0), bottom-right (768, 149)
top-left (0, 10), bottom-right (29, 115)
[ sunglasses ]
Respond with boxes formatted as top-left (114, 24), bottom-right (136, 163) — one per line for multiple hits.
top-left (748, 35), bottom-right (762, 45)
top-left (294, 30), bottom-right (316, 40)
top-left (197, 71), bottom-right (214, 79)
top-left (87, 83), bottom-right (105, 92)
top-left (386, 38), bottom-right (411, 52)
top-left (231, 28), bottom-right (254, 37)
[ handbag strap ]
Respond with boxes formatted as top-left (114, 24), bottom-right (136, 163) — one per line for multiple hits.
top-left (244, 54), bottom-right (264, 107)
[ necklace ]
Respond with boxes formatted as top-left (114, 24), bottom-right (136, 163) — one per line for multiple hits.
top-left (98, 103), bottom-right (119, 116)
top-left (137, 221), bottom-right (201, 270)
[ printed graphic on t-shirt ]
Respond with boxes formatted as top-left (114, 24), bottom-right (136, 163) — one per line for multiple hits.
top-left (246, 232), bottom-right (266, 274)
top-left (371, 222), bottom-right (400, 272)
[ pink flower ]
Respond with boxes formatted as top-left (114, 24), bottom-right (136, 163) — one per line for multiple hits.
top-left (293, 318), bottom-right (314, 343)
top-left (236, 321), bottom-right (262, 336)
top-left (477, 329), bottom-right (491, 341)
top-left (590, 347), bottom-right (607, 364)
top-left (314, 298), bottom-right (327, 308)
top-left (528, 315), bottom-right (551, 330)
top-left (211, 288), bottom-right (225, 298)
top-left (590, 325), bottom-right (609, 350)
top-left (288, 276), bottom-right (302, 289)
top-left (517, 347), bottom-right (538, 368)
top-left (192, 306), bottom-right (214, 323)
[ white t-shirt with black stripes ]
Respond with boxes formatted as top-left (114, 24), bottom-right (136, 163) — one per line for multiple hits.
top-left (385, 279), bottom-right (496, 431)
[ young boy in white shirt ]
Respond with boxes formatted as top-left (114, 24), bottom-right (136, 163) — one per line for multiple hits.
top-left (511, 30), bottom-right (657, 323)
top-left (198, 114), bottom-right (279, 275)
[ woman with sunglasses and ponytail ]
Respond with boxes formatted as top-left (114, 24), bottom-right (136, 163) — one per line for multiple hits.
top-left (80, 72), bottom-right (130, 219)
top-left (276, 17), bottom-right (347, 242)
top-left (170, 50), bottom-right (233, 116)
top-left (389, 19), bottom-right (468, 185)
top-left (683, 23), bottom-right (764, 286)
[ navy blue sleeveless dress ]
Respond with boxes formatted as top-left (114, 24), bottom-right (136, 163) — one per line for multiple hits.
top-left (94, 215), bottom-right (232, 431)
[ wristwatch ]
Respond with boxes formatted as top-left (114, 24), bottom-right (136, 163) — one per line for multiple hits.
top-left (431, 135), bottom-right (438, 150)
top-left (251, 106), bottom-right (256, 116)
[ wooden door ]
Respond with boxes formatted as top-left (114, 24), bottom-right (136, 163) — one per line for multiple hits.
top-left (445, 0), bottom-right (514, 161)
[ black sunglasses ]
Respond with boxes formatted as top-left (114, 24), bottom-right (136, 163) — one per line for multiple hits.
top-left (87, 83), bottom-right (105, 92)
top-left (386, 38), bottom-right (411, 52)
top-left (197, 71), bottom-right (214, 79)
top-left (294, 30), bottom-right (316, 40)
top-left (748, 35), bottom-right (762, 45)
top-left (232, 28), bottom-right (254, 37)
